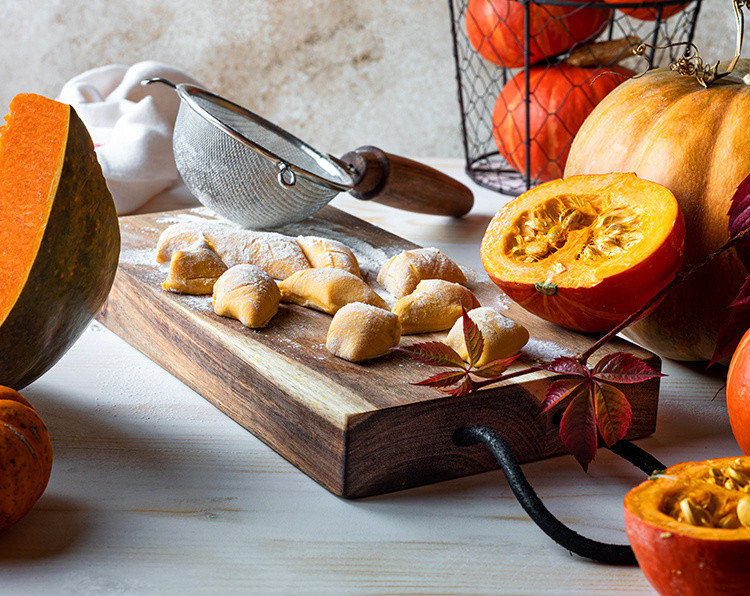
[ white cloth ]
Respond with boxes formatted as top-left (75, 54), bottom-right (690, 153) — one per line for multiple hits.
top-left (58, 61), bottom-right (202, 214)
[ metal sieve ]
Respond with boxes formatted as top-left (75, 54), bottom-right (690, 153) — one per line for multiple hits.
top-left (142, 78), bottom-right (473, 229)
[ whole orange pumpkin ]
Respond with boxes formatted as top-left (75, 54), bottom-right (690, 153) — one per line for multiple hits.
top-left (602, 0), bottom-right (687, 21)
top-left (727, 327), bottom-right (750, 454)
top-left (465, 0), bottom-right (611, 68)
top-left (493, 63), bottom-right (632, 184)
top-left (565, 67), bottom-right (750, 361)
top-left (0, 386), bottom-right (53, 531)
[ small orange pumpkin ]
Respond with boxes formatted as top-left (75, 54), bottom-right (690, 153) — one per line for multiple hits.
top-left (727, 327), bottom-right (750, 454)
top-left (0, 386), bottom-right (53, 531)
top-left (465, 0), bottom-right (611, 68)
top-left (492, 63), bottom-right (632, 184)
top-left (624, 456), bottom-right (750, 595)
top-left (602, 0), bottom-right (687, 21)
top-left (480, 173), bottom-right (685, 333)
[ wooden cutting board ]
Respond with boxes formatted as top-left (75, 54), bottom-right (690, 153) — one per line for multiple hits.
top-left (97, 206), bottom-right (660, 498)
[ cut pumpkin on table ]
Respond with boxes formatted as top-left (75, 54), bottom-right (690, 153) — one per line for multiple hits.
top-left (480, 173), bottom-right (685, 333)
top-left (625, 456), bottom-right (750, 595)
top-left (0, 93), bottom-right (120, 389)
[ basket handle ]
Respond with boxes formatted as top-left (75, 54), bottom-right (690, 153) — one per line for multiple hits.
top-left (340, 146), bottom-right (474, 218)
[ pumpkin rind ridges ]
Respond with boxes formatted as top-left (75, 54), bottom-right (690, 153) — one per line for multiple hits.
top-left (565, 68), bottom-right (750, 360)
top-left (0, 101), bottom-right (120, 389)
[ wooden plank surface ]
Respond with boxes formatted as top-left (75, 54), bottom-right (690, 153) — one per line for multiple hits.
top-left (97, 205), bottom-right (660, 497)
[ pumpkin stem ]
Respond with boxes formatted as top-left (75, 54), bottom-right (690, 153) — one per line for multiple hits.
top-left (633, 0), bottom-right (746, 88)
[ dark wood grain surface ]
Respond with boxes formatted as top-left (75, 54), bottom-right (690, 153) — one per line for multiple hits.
top-left (97, 206), bottom-right (660, 497)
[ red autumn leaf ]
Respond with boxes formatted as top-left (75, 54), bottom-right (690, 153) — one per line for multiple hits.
top-left (393, 342), bottom-right (466, 369)
top-left (413, 369), bottom-right (468, 389)
top-left (711, 277), bottom-right (750, 365)
top-left (593, 382), bottom-right (633, 447)
top-left (592, 352), bottom-right (664, 384)
top-left (539, 378), bottom-right (586, 414)
top-left (559, 387), bottom-right (598, 471)
top-left (471, 354), bottom-right (519, 378)
top-left (461, 307), bottom-right (484, 367)
top-left (542, 356), bottom-right (590, 377)
top-left (728, 172), bottom-right (750, 269)
top-left (711, 175), bottom-right (750, 365)
top-left (446, 375), bottom-right (475, 397)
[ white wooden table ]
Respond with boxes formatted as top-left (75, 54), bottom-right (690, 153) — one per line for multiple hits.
top-left (1, 160), bottom-right (732, 595)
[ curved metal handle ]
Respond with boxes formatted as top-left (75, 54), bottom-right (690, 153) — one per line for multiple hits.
top-left (453, 425), bottom-right (665, 565)
top-left (140, 77), bottom-right (177, 90)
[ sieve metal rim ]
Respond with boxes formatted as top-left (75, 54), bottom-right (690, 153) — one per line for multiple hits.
top-left (143, 77), bottom-right (356, 193)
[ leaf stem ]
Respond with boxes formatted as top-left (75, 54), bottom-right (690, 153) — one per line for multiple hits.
top-left (576, 226), bottom-right (750, 365)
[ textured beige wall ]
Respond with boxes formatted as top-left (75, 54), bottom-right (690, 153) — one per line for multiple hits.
top-left (0, 0), bottom-right (744, 158)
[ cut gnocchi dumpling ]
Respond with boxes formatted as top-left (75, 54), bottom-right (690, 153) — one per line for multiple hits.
top-left (392, 279), bottom-right (480, 334)
top-left (162, 240), bottom-right (228, 295)
top-left (377, 247), bottom-right (467, 298)
top-left (296, 236), bottom-right (361, 278)
top-left (444, 307), bottom-right (529, 366)
top-left (279, 268), bottom-right (388, 315)
top-left (326, 302), bottom-right (401, 362)
top-left (213, 264), bottom-right (281, 328)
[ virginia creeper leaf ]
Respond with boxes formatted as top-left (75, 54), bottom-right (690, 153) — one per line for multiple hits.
top-left (471, 355), bottom-right (518, 378)
top-left (393, 342), bottom-right (466, 369)
top-left (446, 375), bottom-right (475, 397)
top-left (559, 388), bottom-right (598, 472)
top-left (593, 382), bottom-right (633, 447)
top-left (461, 307), bottom-right (484, 368)
top-left (711, 276), bottom-right (750, 365)
top-left (413, 370), bottom-right (468, 389)
top-left (539, 378), bottom-right (586, 414)
top-left (542, 356), bottom-right (589, 377)
top-left (729, 172), bottom-right (750, 269)
top-left (592, 352), bottom-right (664, 384)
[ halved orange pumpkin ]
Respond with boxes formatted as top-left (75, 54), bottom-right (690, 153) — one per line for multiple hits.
top-left (480, 173), bottom-right (685, 333)
top-left (624, 457), bottom-right (750, 595)
top-left (0, 94), bottom-right (120, 388)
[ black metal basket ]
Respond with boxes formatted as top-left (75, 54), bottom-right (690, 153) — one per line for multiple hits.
top-left (448, 0), bottom-right (703, 196)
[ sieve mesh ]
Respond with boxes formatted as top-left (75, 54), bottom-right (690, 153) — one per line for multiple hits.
top-left (171, 90), bottom-right (348, 229)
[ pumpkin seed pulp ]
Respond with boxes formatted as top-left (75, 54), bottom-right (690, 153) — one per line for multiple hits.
top-left (662, 459), bottom-right (750, 530)
top-left (504, 194), bottom-right (642, 265)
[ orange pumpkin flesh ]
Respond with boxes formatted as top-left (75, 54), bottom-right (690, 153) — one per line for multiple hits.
top-left (0, 94), bottom-right (120, 388)
top-left (565, 69), bottom-right (750, 360)
top-left (0, 386), bottom-right (53, 531)
top-left (480, 173), bottom-right (685, 333)
top-left (624, 457), bottom-right (750, 595)
top-left (727, 328), bottom-right (750, 455)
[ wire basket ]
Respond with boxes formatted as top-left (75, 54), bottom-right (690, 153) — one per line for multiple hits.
top-left (448, 0), bottom-right (703, 196)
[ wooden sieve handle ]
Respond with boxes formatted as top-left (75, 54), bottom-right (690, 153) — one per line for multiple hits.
top-left (340, 145), bottom-right (473, 217)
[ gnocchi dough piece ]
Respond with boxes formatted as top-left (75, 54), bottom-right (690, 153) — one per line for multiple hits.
top-left (296, 235), bottom-right (361, 278)
top-left (156, 222), bottom-right (310, 279)
top-left (156, 223), bottom-right (207, 264)
top-left (162, 240), bottom-right (228, 295)
top-left (326, 302), bottom-right (401, 362)
top-left (279, 268), bottom-right (388, 315)
top-left (393, 279), bottom-right (480, 334)
top-left (213, 264), bottom-right (281, 328)
top-left (378, 247), bottom-right (467, 298)
top-left (444, 307), bottom-right (529, 366)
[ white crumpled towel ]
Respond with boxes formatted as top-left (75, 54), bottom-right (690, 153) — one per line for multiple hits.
top-left (58, 61), bottom-right (202, 214)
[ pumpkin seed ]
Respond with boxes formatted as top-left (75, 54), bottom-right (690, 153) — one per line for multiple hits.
top-left (737, 497), bottom-right (750, 528)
